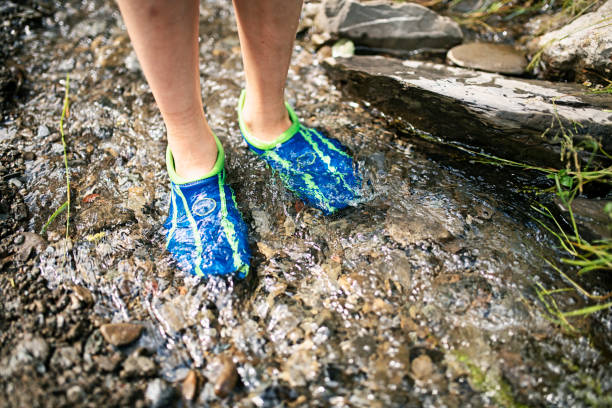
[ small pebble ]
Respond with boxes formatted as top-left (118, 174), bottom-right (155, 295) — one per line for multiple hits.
top-left (37, 125), bottom-right (50, 138)
top-left (13, 234), bottom-right (25, 245)
top-left (72, 285), bottom-right (94, 305)
top-left (214, 357), bottom-right (238, 398)
top-left (8, 178), bottom-right (22, 188)
top-left (66, 385), bottom-right (84, 403)
top-left (145, 378), bottom-right (174, 408)
top-left (411, 354), bottom-right (434, 381)
top-left (182, 370), bottom-right (200, 401)
top-left (122, 353), bottom-right (156, 378)
top-left (23, 151), bottom-right (35, 161)
top-left (100, 323), bottom-right (143, 346)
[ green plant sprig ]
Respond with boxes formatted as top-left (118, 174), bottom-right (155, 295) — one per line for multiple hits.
top-left (41, 74), bottom-right (71, 248)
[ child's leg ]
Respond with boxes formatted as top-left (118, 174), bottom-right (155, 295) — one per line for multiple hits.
top-left (117, 0), bottom-right (250, 278)
top-left (233, 1), bottom-right (362, 214)
top-left (232, 0), bottom-right (304, 142)
top-left (116, 0), bottom-right (216, 181)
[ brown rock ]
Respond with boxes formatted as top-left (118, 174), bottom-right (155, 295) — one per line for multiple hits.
top-left (447, 43), bottom-right (527, 75)
top-left (100, 323), bottom-right (143, 346)
top-left (71, 285), bottom-right (94, 305)
top-left (182, 370), bottom-right (202, 401)
top-left (214, 357), bottom-right (238, 398)
top-left (411, 354), bottom-right (434, 380)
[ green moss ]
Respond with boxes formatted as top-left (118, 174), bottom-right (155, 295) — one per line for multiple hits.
top-left (454, 352), bottom-right (528, 408)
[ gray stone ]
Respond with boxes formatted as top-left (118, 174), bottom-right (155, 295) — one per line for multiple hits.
top-left (251, 209), bottom-right (273, 236)
top-left (450, 0), bottom-right (490, 13)
top-left (8, 178), bottom-right (22, 188)
top-left (66, 385), bottom-right (85, 403)
top-left (325, 55), bottom-right (612, 167)
top-left (315, 0), bottom-right (462, 53)
top-left (529, 1), bottom-right (612, 82)
top-left (75, 199), bottom-right (136, 236)
top-left (375, 249), bottom-right (412, 291)
top-left (121, 353), bottom-right (157, 378)
top-left (145, 379), bottom-right (174, 408)
top-left (50, 346), bottom-right (80, 369)
top-left (0, 336), bottom-right (49, 377)
top-left (386, 207), bottom-right (453, 246)
top-left (447, 43), bottom-right (527, 75)
top-left (37, 124), bottom-right (49, 138)
top-left (15, 232), bottom-right (46, 262)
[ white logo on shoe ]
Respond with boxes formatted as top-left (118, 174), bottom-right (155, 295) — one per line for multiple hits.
top-left (296, 152), bottom-right (316, 168)
top-left (191, 195), bottom-right (216, 217)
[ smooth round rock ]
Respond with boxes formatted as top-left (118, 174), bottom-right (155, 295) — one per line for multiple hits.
top-left (411, 354), bottom-right (434, 380)
top-left (447, 43), bottom-right (527, 75)
top-left (100, 323), bottom-right (143, 346)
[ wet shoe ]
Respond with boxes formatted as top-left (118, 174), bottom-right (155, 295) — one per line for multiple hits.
top-left (163, 135), bottom-right (250, 278)
top-left (237, 90), bottom-right (362, 215)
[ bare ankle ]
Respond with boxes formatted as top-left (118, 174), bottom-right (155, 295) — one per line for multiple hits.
top-left (242, 102), bottom-right (292, 142)
top-left (169, 129), bottom-right (219, 181)
top-left (174, 148), bottom-right (218, 180)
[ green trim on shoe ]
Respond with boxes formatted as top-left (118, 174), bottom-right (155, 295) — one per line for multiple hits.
top-left (237, 89), bottom-right (300, 151)
top-left (173, 185), bottom-right (205, 277)
top-left (217, 170), bottom-right (246, 274)
top-left (165, 191), bottom-right (178, 249)
top-left (166, 132), bottom-right (225, 185)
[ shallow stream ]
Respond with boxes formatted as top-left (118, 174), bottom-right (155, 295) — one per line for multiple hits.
top-left (1, 1), bottom-right (611, 406)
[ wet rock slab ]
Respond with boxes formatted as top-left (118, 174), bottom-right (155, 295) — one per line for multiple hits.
top-left (325, 55), bottom-right (612, 167)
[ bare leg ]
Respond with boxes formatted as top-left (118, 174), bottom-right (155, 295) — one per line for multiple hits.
top-left (116, 0), bottom-right (217, 180)
top-left (233, 0), bottom-right (304, 142)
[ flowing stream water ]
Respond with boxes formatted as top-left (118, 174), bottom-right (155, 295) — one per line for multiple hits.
top-left (1, 1), bottom-right (611, 407)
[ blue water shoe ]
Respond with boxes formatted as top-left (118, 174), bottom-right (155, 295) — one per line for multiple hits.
top-left (163, 134), bottom-right (250, 278)
top-left (238, 90), bottom-right (361, 215)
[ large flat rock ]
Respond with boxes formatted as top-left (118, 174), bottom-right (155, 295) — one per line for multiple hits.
top-left (325, 55), bottom-right (612, 166)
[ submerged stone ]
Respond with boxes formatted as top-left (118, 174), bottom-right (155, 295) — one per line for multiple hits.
top-left (182, 370), bottom-right (201, 401)
top-left (71, 285), bottom-right (94, 305)
top-left (145, 378), bottom-right (174, 408)
top-left (447, 43), bottom-right (527, 75)
top-left (213, 356), bottom-right (238, 398)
